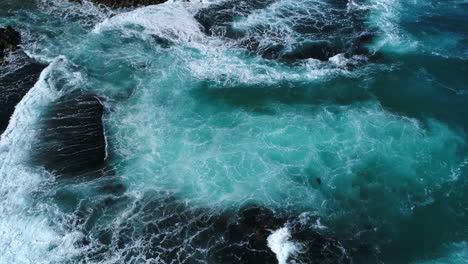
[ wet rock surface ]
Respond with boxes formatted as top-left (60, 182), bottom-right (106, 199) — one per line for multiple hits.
top-left (195, 0), bottom-right (374, 62)
top-left (0, 52), bottom-right (46, 133)
top-left (0, 26), bottom-right (47, 134)
top-left (63, 189), bottom-right (350, 264)
top-left (194, 0), bottom-right (276, 38)
top-left (209, 206), bottom-right (284, 263)
top-left (32, 91), bottom-right (107, 177)
top-left (0, 26), bottom-right (21, 65)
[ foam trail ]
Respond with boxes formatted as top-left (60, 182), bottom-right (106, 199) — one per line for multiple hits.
top-left (0, 57), bottom-right (83, 263)
top-left (365, 0), bottom-right (468, 58)
top-left (267, 227), bottom-right (299, 264)
top-left (365, 0), bottom-right (412, 52)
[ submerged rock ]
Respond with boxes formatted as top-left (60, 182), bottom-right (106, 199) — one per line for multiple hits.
top-left (212, 207), bottom-right (350, 264)
top-left (288, 219), bottom-right (351, 264)
top-left (151, 35), bottom-right (172, 48)
top-left (194, 0), bottom-right (276, 38)
top-left (32, 91), bottom-right (107, 177)
top-left (195, 0), bottom-right (374, 62)
top-left (65, 190), bottom-right (350, 264)
top-left (209, 206), bottom-right (284, 263)
top-left (71, 0), bottom-right (168, 8)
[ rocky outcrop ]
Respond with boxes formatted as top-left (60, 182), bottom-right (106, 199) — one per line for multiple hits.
top-left (0, 26), bottom-right (21, 65)
top-left (209, 206), bottom-right (284, 263)
top-left (32, 91), bottom-right (107, 177)
top-left (72, 0), bottom-right (168, 8)
top-left (70, 193), bottom-right (351, 264)
top-left (0, 53), bottom-right (47, 133)
top-left (211, 206), bottom-right (350, 264)
top-left (194, 0), bottom-right (374, 62)
top-left (0, 26), bottom-right (47, 134)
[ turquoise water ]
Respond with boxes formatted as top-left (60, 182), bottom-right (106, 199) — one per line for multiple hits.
top-left (0, 0), bottom-right (467, 263)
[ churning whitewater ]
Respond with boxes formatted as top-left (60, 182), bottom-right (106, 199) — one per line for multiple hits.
top-left (0, 0), bottom-right (467, 263)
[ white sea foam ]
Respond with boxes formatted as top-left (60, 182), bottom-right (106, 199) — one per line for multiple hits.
top-left (91, 0), bottom-right (367, 86)
top-left (365, 0), bottom-right (468, 58)
top-left (0, 57), bottom-right (84, 263)
top-left (93, 2), bottom-right (205, 45)
top-left (328, 53), bottom-right (367, 67)
top-left (38, 0), bottom-right (116, 28)
top-left (267, 227), bottom-right (299, 264)
top-left (366, 0), bottom-right (417, 53)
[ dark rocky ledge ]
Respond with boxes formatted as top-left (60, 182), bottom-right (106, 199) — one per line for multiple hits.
top-left (71, 0), bottom-right (168, 8)
top-left (0, 26), bottom-right (47, 134)
top-left (210, 206), bottom-right (350, 264)
top-left (32, 91), bottom-right (107, 177)
top-left (70, 190), bottom-right (350, 264)
top-left (0, 26), bottom-right (21, 65)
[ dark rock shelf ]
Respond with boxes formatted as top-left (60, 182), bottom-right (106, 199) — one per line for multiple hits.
top-left (0, 26), bottom-right (21, 65)
top-left (1, 26), bottom-right (47, 134)
top-left (32, 91), bottom-right (108, 177)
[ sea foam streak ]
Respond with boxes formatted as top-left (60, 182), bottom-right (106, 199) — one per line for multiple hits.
top-left (93, 1), bottom-right (205, 44)
top-left (0, 57), bottom-right (84, 263)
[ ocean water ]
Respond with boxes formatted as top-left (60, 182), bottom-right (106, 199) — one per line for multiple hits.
top-left (0, 0), bottom-right (467, 263)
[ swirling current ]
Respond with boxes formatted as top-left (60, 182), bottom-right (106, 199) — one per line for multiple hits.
top-left (0, 0), bottom-right (467, 263)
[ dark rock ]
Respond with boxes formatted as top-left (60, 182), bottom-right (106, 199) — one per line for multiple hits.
top-left (152, 35), bottom-right (172, 48)
top-left (247, 0), bottom-right (374, 62)
top-left (65, 186), bottom-right (352, 263)
top-left (213, 206), bottom-right (351, 264)
top-left (288, 219), bottom-right (351, 264)
top-left (209, 206), bottom-right (284, 263)
top-left (32, 91), bottom-right (107, 177)
top-left (67, 189), bottom-right (351, 264)
top-left (0, 26), bottom-right (21, 65)
top-left (195, 0), bottom-right (375, 62)
top-left (1, 26), bottom-right (47, 134)
top-left (0, 52), bottom-right (47, 133)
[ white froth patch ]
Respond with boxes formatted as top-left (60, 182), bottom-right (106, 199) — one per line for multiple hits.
top-left (93, 2), bottom-right (204, 45)
top-left (267, 227), bottom-right (299, 264)
top-left (328, 53), bottom-right (349, 67)
top-left (328, 53), bottom-right (368, 67)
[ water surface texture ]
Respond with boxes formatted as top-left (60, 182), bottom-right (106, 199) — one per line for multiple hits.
top-left (1, 0), bottom-right (468, 263)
